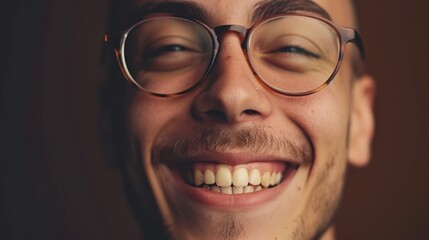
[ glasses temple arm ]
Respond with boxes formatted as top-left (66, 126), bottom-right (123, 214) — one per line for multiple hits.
top-left (352, 29), bottom-right (365, 59)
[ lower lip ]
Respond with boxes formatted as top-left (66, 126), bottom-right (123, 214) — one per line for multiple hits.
top-left (171, 166), bottom-right (297, 209)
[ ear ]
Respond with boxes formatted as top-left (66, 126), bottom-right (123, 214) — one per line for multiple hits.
top-left (348, 75), bottom-right (376, 167)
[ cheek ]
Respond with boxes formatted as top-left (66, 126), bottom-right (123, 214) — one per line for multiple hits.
top-left (278, 82), bottom-right (350, 147)
top-left (130, 96), bottom-right (164, 141)
top-left (319, 62), bottom-right (353, 139)
top-left (278, 77), bottom-right (351, 235)
top-left (129, 93), bottom-right (195, 145)
top-left (305, 78), bottom-right (351, 170)
top-left (309, 95), bottom-right (349, 140)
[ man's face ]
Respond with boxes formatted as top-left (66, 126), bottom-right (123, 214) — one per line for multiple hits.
top-left (125, 0), bottom-right (374, 239)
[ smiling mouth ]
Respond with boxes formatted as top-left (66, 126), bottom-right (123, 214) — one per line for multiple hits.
top-left (178, 161), bottom-right (298, 195)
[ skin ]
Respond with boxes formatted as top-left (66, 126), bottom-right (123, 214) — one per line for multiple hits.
top-left (124, 0), bottom-right (375, 239)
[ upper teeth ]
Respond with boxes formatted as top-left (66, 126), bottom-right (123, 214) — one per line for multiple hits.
top-left (191, 165), bottom-right (284, 194)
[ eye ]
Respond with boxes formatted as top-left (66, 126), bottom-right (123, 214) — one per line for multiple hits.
top-left (138, 40), bottom-right (208, 72)
top-left (253, 42), bottom-right (325, 74)
top-left (274, 45), bottom-right (320, 59)
top-left (147, 44), bottom-right (191, 58)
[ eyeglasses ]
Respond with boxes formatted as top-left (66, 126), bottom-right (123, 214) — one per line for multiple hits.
top-left (104, 13), bottom-right (364, 97)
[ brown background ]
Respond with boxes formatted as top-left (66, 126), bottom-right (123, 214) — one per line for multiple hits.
top-left (1, 0), bottom-right (428, 239)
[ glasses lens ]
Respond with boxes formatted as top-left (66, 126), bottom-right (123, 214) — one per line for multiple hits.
top-left (123, 17), bottom-right (213, 95)
top-left (248, 16), bottom-right (340, 95)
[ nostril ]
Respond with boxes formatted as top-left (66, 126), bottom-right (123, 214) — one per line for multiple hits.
top-left (243, 109), bottom-right (259, 116)
top-left (204, 110), bottom-right (227, 122)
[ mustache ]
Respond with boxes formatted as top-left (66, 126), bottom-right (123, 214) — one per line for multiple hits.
top-left (152, 124), bottom-right (313, 166)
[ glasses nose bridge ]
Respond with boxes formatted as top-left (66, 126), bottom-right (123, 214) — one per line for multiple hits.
top-left (213, 25), bottom-right (249, 47)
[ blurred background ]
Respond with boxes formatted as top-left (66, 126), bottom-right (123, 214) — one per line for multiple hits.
top-left (1, 0), bottom-right (428, 239)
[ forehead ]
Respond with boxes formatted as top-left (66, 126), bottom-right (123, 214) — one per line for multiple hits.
top-left (129, 0), bottom-right (356, 28)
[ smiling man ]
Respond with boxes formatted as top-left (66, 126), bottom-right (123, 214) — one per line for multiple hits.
top-left (104, 0), bottom-right (375, 239)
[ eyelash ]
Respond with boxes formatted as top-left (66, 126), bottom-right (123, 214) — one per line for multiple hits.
top-left (275, 45), bottom-right (320, 59)
top-left (147, 44), bottom-right (189, 57)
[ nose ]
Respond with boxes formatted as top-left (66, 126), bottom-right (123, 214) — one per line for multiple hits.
top-left (192, 33), bottom-right (272, 124)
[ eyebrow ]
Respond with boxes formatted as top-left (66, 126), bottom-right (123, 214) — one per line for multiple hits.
top-left (129, 1), bottom-right (211, 25)
top-left (130, 0), bottom-right (331, 27)
top-left (251, 0), bottom-right (332, 22)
